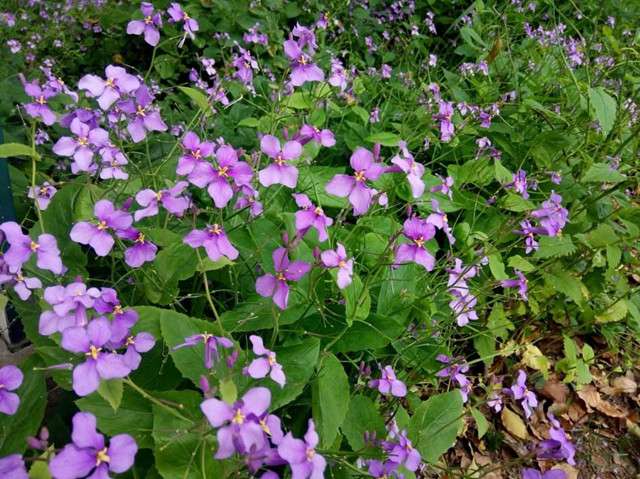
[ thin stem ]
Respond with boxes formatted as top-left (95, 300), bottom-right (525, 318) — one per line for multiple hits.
top-left (124, 378), bottom-right (191, 422)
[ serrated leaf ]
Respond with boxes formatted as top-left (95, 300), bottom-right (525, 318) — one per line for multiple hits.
top-left (544, 271), bottom-right (585, 305)
top-left (583, 164), bottom-right (626, 183)
top-left (584, 223), bottom-right (618, 248)
top-left (534, 235), bottom-right (576, 259)
top-left (312, 353), bottom-right (350, 447)
top-left (507, 255), bottom-right (535, 272)
top-left (97, 379), bottom-right (123, 412)
top-left (595, 301), bottom-right (628, 323)
top-left (522, 344), bottom-right (550, 373)
top-left (0, 143), bottom-right (40, 160)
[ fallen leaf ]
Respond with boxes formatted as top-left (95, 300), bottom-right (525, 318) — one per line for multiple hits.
top-left (541, 375), bottom-right (569, 404)
top-left (576, 384), bottom-right (628, 418)
top-left (611, 375), bottom-right (637, 395)
top-left (501, 408), bottom-right (529, 439)
top-left (522, 344), bottom-right (551, 373)
top-left (551, 463), bottom-right (578, 479)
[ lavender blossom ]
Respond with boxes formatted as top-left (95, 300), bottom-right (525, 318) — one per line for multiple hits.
top-left (28, 182), bottom-right (57, 210)
top-left (369, 365), bottom-right (407, 397)
top-left (0, 366), bottom-right (23, 415)
top-left (320, 243), bottom-right (353, 289)
top-left (509, 370), bottom-right (538, 418)
top-left (256, 247), bottom-right (310, 310)
top-left (293, 193), bottom-right (333, 242)
top-left (246, 335), bottom-right (286, 387)
top-left (173, 333), bottom-right (234, 369)
top-left (501, 271), bottom-right (528, 301)
top-left (0, 221), bottom-right (63, 274)
top-left (78, 65), bottom-right (140, 110)
top-left (52, 118), bottom-right (109, 173)
top-left (126, 2), bottom-right (162, 46)
top-left (134, 181), bottom-right (190, 221)
top-left (183, 224), bottom-right (239, 263)
top-left (258, 135), bottom-right (302, 189)
top-left (70, 200), bottom-right (133, 256)
top-left (394, 217), bottom-right (436, 271)
top-left (278, 419), bottom-right (326, 479)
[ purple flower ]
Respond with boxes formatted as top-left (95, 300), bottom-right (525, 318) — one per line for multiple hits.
top-left (447, 258), bottom-right (478, 296)
top-left (61, 317), bottom-right (131, 396)
top-left (28, 182), bottom-right (57, 210)
top-left (167, 3), bottom-right (199, 45)
top-left (235, 185), bottom-right (264, 217)
top-left (0, 222), bottom-right (63, 274)
top-left (433, 100), bottom-right (454, 142)
top-left (389, 142), bottom-right (425, 198)
top-left (436, 355), bottom-right (471, 402)
top-left (258, 135), bottom-right (302, 189)
top-left (38, 282), bottom-right (101, 335)
top-left (521, 469), bottom-right (566, 479)
top-left (0, 366), bottom-right (23, 415)
top-left (431, 175), bottom-right (454, 199)
top-left (394, 217), bottom-right (436, 271)
top-left (426, 199), bottom-right (456, 244)
top-left (127, 2), bottom-right (162, 46)
top-left (449, 290), bottom-right (478, 326)
top-left (292, 24), bottom-right (318, 52)
top-left (49, 412), bottom-right (137, 479)
top-left (52, 118), bottom-right (109, 174)
top-left (509, 370), bottom-right (538, 419)
top-left (381, 427), bottom-right (421, 472)
top-left (189, 145), bottom-right (253, 207)
top-left (536, 413), bottom-right (576, 466)
top-left (501, 270), bottom-right (528, 301)
top-left (367, 460), bottom-right (400, 479)
top-left (201, 387), bottom-right (271, 458)
top-left (297, 124), bottom-right (336, 147)
top-left (246, 335), bottom-right (286, 387)
top-left (174, 333), bottom-right (233, 369)
top-left (256, 247), bottom-right (310, 310)
top-left (70, 200), bottom-right (133, 256)
top-left (531, 192), bottom-right (568, 237)
top-left (99, 145), bottom-right (129, 180)
top-left (507, 170), bottom-right (529, 199)
top-left (22, 80), bottom-right (56, 125)
top-left (118, 86), bottom-right (168, 143)
top-left (278, 419), bottom-right (326, 479)
top-left (122, 332), bottom-right (156, 370)
top-left (293, 193), bottom-right (333, 242)
top-left (515, 220), bottom-right (544, 254)
top-left (184, 224), bottom-right (239, 263)
top-left (232, 48), bottom-right (258, 86)
top-left (0, 269), bottom-right (42, 300)
top-left (369, 365), bottom-right (407, 397)
top-left (283, 39), bottom-right (324, 87)
top-left (78, 65), bottom-right (140, 110)
top-left (325, 147), bottom-right (384, 216)
top-left (134, 181), bottom-right (190, 221)
top-left (549, 171), bottom-right (562, 185)
top-left (0, 454), bottom-right (27, 479)
top-left (119, 228), bottom-right (158, 267)
top-left (177, 131), bottom-right (215, 176)
top-left (320, 243), bottom-right (353, 289)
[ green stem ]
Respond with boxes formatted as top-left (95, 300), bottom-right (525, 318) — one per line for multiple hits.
top-left (124, 378), bottom-right (191, 422)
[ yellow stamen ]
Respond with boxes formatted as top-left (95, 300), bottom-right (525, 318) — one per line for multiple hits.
top-left (306, 448), bottom-right (315, 460)
top-left (78, 137), bottom-right (89, 146)
top-left (259, 419), bottom-right (271, 435)
top-left (208, 224), bottom-right (222, 235)
top-left (97, 220), bottom-right (108, 231)
top-left (105, 78), bottom-right (115, 88)
top-left (414, 236), bottom-right (425, 248)
top-left (232, 409), bottom-right (245, 424)
top-left (30, 240), bottom-right (40, 252)
top-left (87, 345), bottom-right (101, 360)
top-left (218, 166), bottom-right (229, 177)
top-left (144, 15), bottom-right (153, 25)
top-left (113, 305), bottom-right (123, 315)
top-left (136, 105), bottom-right (146, 117)
top-left (354, 170), bottom-right (366, 182)
top-left (36, 95), bottom-right (46, 105)
top-left (136, 232), bottom-right (146, 243)
top-left (314, 206), bottom-right (324, 216)
top-left (276, 272), bottom-right (286, 281)
top-left (95, 448), bottom-right (110, 466)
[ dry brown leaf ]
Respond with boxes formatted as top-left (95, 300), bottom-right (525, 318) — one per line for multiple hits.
top-left (577, 384), bottom-right (628, 418)
top-left (501, 408), bottom-right (529, 439)
top-left (541, 375), bottom-right (570, 404)
top-left (469, 454), bottom-right (503, 479)
top-left (612, 375), bottom-right (637, 394)
top-left (551, 463), bottom-right (578, 479)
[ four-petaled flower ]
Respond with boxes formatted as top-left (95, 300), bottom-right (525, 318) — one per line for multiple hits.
top-left (509, 369), bottom-right (538, 419)
top-left (325, 147), bottom-right (384, 215)
top-left (501, 270), bottom-right (528, 301)
top-left (78, 65), bottom-right (140, 110)
top-left (0, 221), bottom-right (63, 274)
top-left (183, 224), bottom-right (239, 263)
top-left (256, 247), bottom-right (310, 310)
top-left (369, 365), bottom-right (407, 397)
top-left (394, 217), bottom-right (436, 271)
top-left (283, 39), bottom-right (324, 87)
top-left (52, 118), bottom-right (109, 174)
top-left (126, 2), bottom-right (162, 46)
top-left (293, 193), bottom-right (333, 242)
top-left (258, 135), bottom-right (302, 188)
top-left (70, 200), bottom-right (133, 256)
top-left (134, 181), bottom-right (191, 221)
top-left (173, 333), bottom-right (234, 369)
top-left (246, 335), bottom-right (286, 387)
top-left (278, 419), bottom-right (327, 479)
top-left (320, 243), bottom-right (353, 289)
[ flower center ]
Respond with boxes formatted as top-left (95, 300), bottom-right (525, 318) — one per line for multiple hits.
top-left (113, 305), bottom-right (123, 315)
top-left (232, 409), bottom-right (245, 424)
top-left (87, 345), bottom-right (101, 360)
top-left (354, 170), bottom-right (366, 182)
top-left (36, 95), bottom-right (46, 105)
top-left (39, 187), bottom-right (49, 196)
top-left (16, 272), bottom-right (24, 282)
top-left (136, 105), bottom-right (146, 117)
top-left (314, 206), bottom-right (324, 216)
top-left (78, 136), bottom-right (89, 146)
top-left (267, 353), bottom-right (276, 366)
top-left (299, 55), bottom-right (308, 65)
top-left (208, 224), bottom-right (222, 235)
top-left (183, 12), bottom-right (190, 20)
top-left (30, 240), bottom-right (40, 252)
top-left (97, 220), bottom-right (108, 231)
top-left (338, 260), bottom-right (347, 268)
top-left (95, 447), bottom-right (110, 466)
top-left (105, 78), bottom-right (115, 88)
top-left (125, 336), bottom-right (135, 346)
top-left (135, 232), bottom-right (146, 243)
top-left (144, 15), bottom-right (153, 25)
top-left (414, 236), bottom-right (425, 248)
top-left (275, 153), bottom-right (285, 166)
top-left (217, 166), bottom-right (229, 177)
top-left (276, 272), bottom-right (286, 281)
top-left (259, 419), bottom-right (271, 434)
top-left (306, 448), bottom-right (315, 461)
top-left (192, 149), bottom-right (202, 159)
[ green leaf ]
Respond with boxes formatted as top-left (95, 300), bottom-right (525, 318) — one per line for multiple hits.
top-left (488, 253), bottom-right (508, 280)
top-left (366, 132), bottom-right (400, 147)
top-left (583, 223), bottom-right (619, 248)
top-left (177, 86), bottom-right (210, 111)
top-left (219, 377), bottom-right (237, 404)
top-left (197, 256), bottom-right (233, 272)
top-left (499, 193), bottom-right (535, 212)
top-left (28, 457), bottom-right (52, 478)
top-left (507, 255), bottom-right (535, 272)
top-left (0, 356), bottom-right (47, 455)
top-left (606, 245), bottom-right (622, 269)
top-left (493, 160), bottom-right (512, 183)
top-left (332, 314), bottom-right (405, 353)
top-left (595, 301), bottom-right (628, 323)
top-left (160, 310), bottom-right (222, 383)
top-left (544, 271), bottom-right (585, 305)
top-left (341, 395), bottom-right (386, 451)
top-left (376, 264), bottom-right (419, 322)
top-left (583, 164), bottom-right (626, 183)
top-left (470, 407), bottom-right (489, 439)
top-left (76, 386), bottom-right (154, 449)
top-left (283, 91), bottom-right (312, 109)
top-left (237, 117), bottom-right (260, 128)
top-left (154, 54), bottom-right (178, 79)
top-left (97, 379), bottom-right (123, 412)
top-left (0, 143), bottom-right (40, 160)
top-left (269, 338), bottom-right (320, 409)
top-left (409, 391), bottom-right (464, 463)
top-left (534, 235), bottom-right (576, 259)
top-left (588, 87), bottom-right (617, 135)
top-left (312, 353), bottom-right (350, 447)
